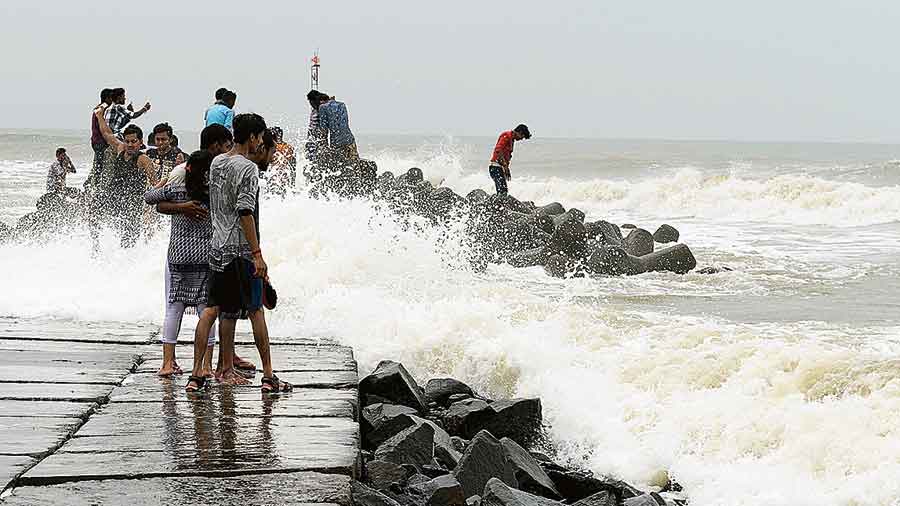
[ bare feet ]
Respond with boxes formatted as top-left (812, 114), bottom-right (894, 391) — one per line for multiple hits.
top-left (158, 363), bottom-right (180, 377)
top-left (234, 355), bottom-right (256, 371)
top-left (220, 369), bottom-right (250, 386)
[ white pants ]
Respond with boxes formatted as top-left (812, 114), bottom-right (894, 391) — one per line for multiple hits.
top-left (161, 264), bottom-right (216, 345)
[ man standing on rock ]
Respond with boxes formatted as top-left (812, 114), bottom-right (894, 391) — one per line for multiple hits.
top-left (205, 89), bottom-right (237, 131)
top-left (105, 88), bottom-right (151, 137)
top-left (488, 124), bottom-right (531, 195)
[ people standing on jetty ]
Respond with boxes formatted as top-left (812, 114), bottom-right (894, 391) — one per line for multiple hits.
top-left (317, 94), bottom-right (359, 162)
top-left (205, 89), bottom-right (237, 131)
top-left (92, 104), bottom-right (158, 247)
top-left (87, 88), bottom-right (114, 190)
top-left (187, 113), bottom-right (290, 393)
top-left (105, 88), bottom-right (151, 137)
top-left (46, 147), bottom-right (76, 194)
top-left (488, 124), bottom-right (531, 195)
top-left (145, 150), bottom-right (217, 377)
top-left (267, 126), bottom-right (296, 195)
top-left (146, 123), bottom-right (186, 181)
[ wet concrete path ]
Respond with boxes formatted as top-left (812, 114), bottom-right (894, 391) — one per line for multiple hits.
top-left (0, 317), bottom-right (359, 505)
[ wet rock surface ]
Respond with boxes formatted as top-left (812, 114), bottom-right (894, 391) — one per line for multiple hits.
top-left (5, 472), bottom-right (353, 506)
top-left (360, 360), bottom-right (428, 413)
top-left (356, 360), bottom-right (686, 506)
top-left (0, 318), bottom-right (361, 504)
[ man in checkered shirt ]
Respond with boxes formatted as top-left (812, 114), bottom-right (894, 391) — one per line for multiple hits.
top-left (105, 87), bottom-right (151, 136)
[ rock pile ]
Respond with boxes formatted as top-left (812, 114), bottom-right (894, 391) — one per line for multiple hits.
top-left (353, 360), bottom-right (686, 506)
top-left (4, 162), bottom-right (707, 279)
top-left (370, 167), bottom-right (699, 278)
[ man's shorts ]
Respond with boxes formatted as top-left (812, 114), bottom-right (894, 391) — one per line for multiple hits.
top-left (208, 258), bottom-right (263, 320)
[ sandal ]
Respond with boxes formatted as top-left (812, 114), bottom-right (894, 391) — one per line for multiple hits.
top-left (185, 375), bottom-right (208, 393)
top-left (261, 375), bottom-right (293, 393)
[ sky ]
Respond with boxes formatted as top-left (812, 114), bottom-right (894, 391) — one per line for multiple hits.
top-left (1, 0), bottom-right (899, 143)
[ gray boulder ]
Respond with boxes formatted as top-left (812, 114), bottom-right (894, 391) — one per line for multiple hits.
top-left (367, 459), bottom-right (414, 490)
top-left (624, 493), bottom-right (668, 506)
top-left (489, 194), bottom-right (532, 215)
top-left (452, 431), bottom-right (518, 499)
top-left (467, 189), bottom-right (490, 205)
top-left (361, 360), bottom-right (428, 413)
top-left (409, 475), bottom-right (467, 506)
top-left (652, 224), bottom-right (680, 243)
top-left (480, 478), bottom-right (560, 506)
top-left (374, 421), bottom-right (435, 470)
top-left (539, 462), bottom-right (640, 503)
top-left (572, 491), bottom-right (617, 506)
top-left (363, 403), bottom-right (420, 450)
top-left (443, 398), bottom-right (543, 449)
top-left (535, 202), bottom-right (565, 217)
top-left (639, 244), bottom-right (696, 274)
top-left (545, 219), bottom-right (587, 259)
top-left (551, 208), bottom-right (585, 228)
top-left (506, 247), bottom-right (549, 268)
top-left (425, 378), bottom-right (475, 407)
top-left (584, 220), bottom-right (623, 247)
top-left (397, 167), bottom-right (424, 185)
top-left (623, 228), bottom-right (654, 257)
top-left (443, 399), bottom-right (491, 436)
top-left (585, 246), bottom-right (644, 276)
top-left (353, 480), bottom-right (403, 506)
top-left (501, 438), bottom-right (560, 499)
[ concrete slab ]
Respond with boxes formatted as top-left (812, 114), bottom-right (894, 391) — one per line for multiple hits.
top-left (0, 455), bottom-right (33, 490)
top-left (0, 383), bottom-right (114, 402)
top-left (0, 319), bottom-right (156, 344)
top-left (135, 344), bottom-right (356, 374)
top-left (22, 416), bottom-right (359, 482)
top-left (0, 400), bottom-right (96, 419)
top-left (0, 417), bottom-right (83, 456)
top-left (109, 371), bottom-right (357, 403)
top-left (89, 387), bottom-right (355, 417)
top-left (3, 471), bottom-right (351, 505)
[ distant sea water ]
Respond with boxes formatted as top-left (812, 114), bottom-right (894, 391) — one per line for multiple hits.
top-left (3, 127), bottom-right (900, 505)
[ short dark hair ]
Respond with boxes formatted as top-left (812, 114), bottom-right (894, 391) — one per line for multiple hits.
top-left (55, 147), bottom-right (66, 156)
top-left (223, 90), bottom-right (237, 102)
top-left (215, 87), bottom-right (228, 100)
top-left (233, 113), bottom-right (267, 144)
top-left (262, 128), bottom-right (275, 150)
top-left (111, 88), bottom-right (126, 102)
top-left (185, 150), bottom-right (214, 203)
top-left (270, 126), bottom-right (283, 142)
top-left (514, 124), bottom-right (531, 139)
top-left (200, 124), bottom-right (233, 150)
top-left (100, 88), bottom-right (113, 103)
top-left (146, 133), bottom-right (155, 146)
top-left (171, 134), bottom-right (179, 147)
top-left (123, 124), bottom-right (143, 141)
top-left (152, 123), bottom-right (173, 137)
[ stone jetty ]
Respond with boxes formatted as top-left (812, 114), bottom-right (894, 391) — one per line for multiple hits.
top-left (0, 317), bottom-right (360, 505)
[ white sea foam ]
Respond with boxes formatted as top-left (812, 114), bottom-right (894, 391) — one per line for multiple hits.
top-left (4, 137), bottom-right (900, 506)
top-left (1, 188), bottom-right (900, 505)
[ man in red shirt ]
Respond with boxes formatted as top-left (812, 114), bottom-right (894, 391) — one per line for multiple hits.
top-left (489, 124), bottom-right (531, 195)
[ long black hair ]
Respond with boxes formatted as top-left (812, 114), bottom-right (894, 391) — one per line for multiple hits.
top-left (185, 150), bottom-right (214, 204)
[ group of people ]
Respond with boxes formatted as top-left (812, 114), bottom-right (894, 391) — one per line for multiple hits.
top-left (44, 83), bottom-right (531, 394)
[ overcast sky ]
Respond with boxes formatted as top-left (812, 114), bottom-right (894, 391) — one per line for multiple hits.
top-left (1, 1), bottom-right (898, 142)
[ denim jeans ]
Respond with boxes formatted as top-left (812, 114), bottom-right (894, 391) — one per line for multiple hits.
top-left (489, 164), bottom-right (508, 195)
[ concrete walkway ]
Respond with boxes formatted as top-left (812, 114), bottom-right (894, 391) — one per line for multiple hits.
top-left (0, 317), bottom-right (359, 505)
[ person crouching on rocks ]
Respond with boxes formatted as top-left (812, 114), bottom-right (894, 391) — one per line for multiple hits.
top-left (488, 124), bottom-right (531, 195)
top-left (47, 147), bottom-right (76, 194)
top-left (144, 150), bottom-right (216, 378)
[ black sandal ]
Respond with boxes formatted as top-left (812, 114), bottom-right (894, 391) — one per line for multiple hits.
top-left (261, 375), bottom-right (293, 393)
top-left (185, 375), bottom-right (207, 393)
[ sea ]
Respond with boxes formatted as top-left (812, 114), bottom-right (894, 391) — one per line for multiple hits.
top-left (2, 128), bottom-right (900, 506)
